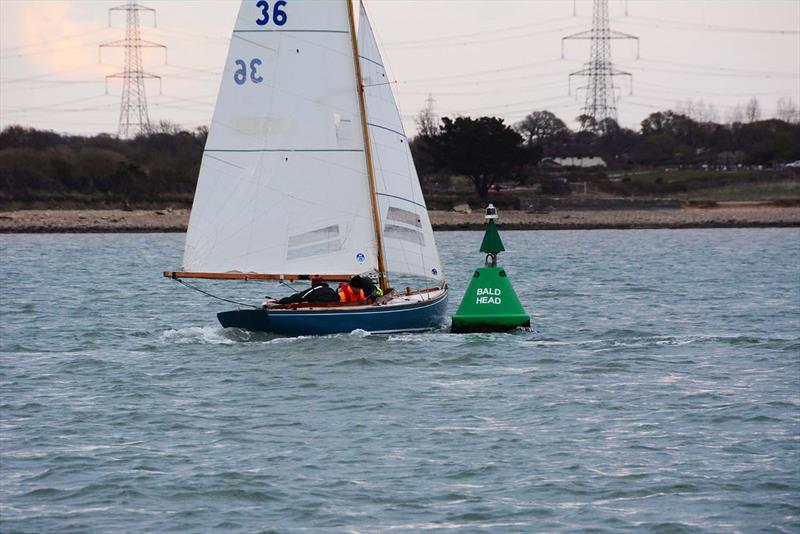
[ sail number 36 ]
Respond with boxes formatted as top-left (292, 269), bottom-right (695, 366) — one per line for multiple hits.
top-left (234, 1), bottom-right (287, 85)
top-left (256, 0), bottom-right (287, 26)
top-left (234, 59), bottom-right (263, 85)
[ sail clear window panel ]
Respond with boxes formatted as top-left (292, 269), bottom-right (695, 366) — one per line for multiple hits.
top-left (387, 207), bottom-right (422, 228)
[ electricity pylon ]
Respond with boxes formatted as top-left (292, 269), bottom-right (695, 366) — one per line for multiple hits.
top-left (100, 0), bottom-right (166, 138)
top-left (563, 0), bottom-right (638, 131)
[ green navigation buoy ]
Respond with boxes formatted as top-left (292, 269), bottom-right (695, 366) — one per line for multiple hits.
top-left (451, 204), bottom-right (530, 333)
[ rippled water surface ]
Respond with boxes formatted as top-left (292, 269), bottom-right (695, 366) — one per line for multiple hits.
top-left (1, 229), bottom-right (799, 532)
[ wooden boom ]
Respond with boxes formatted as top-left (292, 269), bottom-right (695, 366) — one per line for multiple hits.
top-left (163, 272), bottom-right (354, 282)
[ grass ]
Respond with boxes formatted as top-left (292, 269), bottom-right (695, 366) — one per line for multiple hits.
top-left (689, 181), bottom-right (800, 201)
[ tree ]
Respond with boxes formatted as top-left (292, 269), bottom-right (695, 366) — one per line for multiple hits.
top-left (414, 95), bottom-right (438, 138)
top-left (726, 104), bottom-right (745, 125)
top-left (0, 125), bottom-right (62, 150)
top-left (595, 122), bottom-right (639, 165)
top-left (597, 117), bottom-right (621, 135)
top-left (640, 111), bottom-right (705, 164)
top-left (577, 114), bottom-right (598, 132)
top-left (676, 98), bottom-right (719, 123)
top-left (433, 116), bottom-right (529, 199)
top-left (515, 110), bottom-right (569, 146)
top-left (641, 111), bottom-right (699, 141)
top-left (409, 134), bottom-right (442, 184)
top-left (776, 97), bottom-right (799, 124)
top-left (744, 97), bottom-right (761, 123)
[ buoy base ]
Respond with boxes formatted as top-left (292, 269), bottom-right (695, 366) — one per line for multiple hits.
top-left (450, 317), bottom-right (530, 334)
top-left (450, 266), bottom-right (530, 334)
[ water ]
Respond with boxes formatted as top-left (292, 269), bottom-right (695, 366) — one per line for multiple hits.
top-left (1, 229), bottom-right (798, 533)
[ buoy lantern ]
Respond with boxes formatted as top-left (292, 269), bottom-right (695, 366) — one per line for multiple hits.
top-left (451, 204), bottom-right (531, 333)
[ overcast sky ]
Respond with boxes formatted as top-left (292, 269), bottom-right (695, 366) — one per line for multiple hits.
top-left (1, 0), bottom-right (798, 136)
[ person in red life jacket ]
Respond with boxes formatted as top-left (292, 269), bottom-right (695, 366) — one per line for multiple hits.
top-left (338, 281), bottom-right (365, 303)
top-left (274, 275), bottom-right (340, 306)
top-left (347, 275), bottom-right (382, 303)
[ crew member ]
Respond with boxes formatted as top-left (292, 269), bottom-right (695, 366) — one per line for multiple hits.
top-left (348, 275), bottom-right (383, 303)
top-left (338, 281), bottom-right (365, 303)
top-left (277, 275), bottom-right (340, 305)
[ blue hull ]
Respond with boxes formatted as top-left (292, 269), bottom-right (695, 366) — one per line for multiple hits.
top-left (217, 292), bottom-right (448, 336)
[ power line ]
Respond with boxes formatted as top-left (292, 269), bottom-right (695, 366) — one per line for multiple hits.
top-left (617, 64), bottom-right (797, 79)
top-left (383, 15), bottom-right (582, 47)
top-left (386, 23), bottom-right (588, 50)
top-left (446, 94), bottom-right (573, 115)
top-left (150, 27), bottom-right (229, 44)
top-left (622, 15), bottom-right (800, 35)
top-left (0, 27), bottom-right (110, 54)
top-left (1, 94), bottom-right (113, 114)
top-left (399, 58), bottom-right (568, 85)
top-left (1, 63), bottom-right (105, 83)
top-left (401, 79), bottom-right (568, 97)
top-left (634, 80), bottom-right (793, 99)
top-left (635, 57), bottom-right (799, 77)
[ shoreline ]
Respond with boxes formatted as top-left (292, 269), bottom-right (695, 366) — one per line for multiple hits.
top-left (1, 206), bottom-right (799, 233)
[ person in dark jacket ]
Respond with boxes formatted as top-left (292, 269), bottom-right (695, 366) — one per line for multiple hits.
top-left (348, 275), bottom-right (382, 303)
top-left (276, 275), bottom-right (340, 305)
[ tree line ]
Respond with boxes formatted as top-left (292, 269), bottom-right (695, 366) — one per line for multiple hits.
top-left (1, 104), bottom-right (799, 206)
top-left (0, 122), bottom-right (206, 208)
top-left (412, 104), bottom-right (800, 198)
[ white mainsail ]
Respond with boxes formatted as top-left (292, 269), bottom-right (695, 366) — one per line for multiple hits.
top-left (357, 3), bottom-right (444, 283)
top-left (183, 0), bottom-right (379, 276)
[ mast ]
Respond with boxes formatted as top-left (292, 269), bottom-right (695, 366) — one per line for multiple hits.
top-left (347, 0), bottom-right (388, 292)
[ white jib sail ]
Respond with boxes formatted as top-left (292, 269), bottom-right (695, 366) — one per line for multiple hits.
top-left (357, 2), bottom-right (445, 283)
top-left (183, 0), bottom-right (379, 276)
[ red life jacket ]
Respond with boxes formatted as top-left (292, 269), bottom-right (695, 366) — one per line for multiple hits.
top-left (338, 283), bottom-right (365, 303)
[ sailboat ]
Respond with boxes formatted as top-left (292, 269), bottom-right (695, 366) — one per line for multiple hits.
top-left (164, 0), bottom-right (447, 335)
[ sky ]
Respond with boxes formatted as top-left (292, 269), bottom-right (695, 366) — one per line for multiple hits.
top-left (1, 0), bottom-right (798, 137)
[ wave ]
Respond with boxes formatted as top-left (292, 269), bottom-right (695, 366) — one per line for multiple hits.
top-left (160, 326), bottom-right (236, 345)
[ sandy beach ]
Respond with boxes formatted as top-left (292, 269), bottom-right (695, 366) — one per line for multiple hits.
top-left (1, 204), bottom-right (799, 233)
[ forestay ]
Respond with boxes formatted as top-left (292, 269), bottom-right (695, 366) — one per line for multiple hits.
top-left (357, 2), bottom-right (445, 283)
top-left (183, 0), bottom-right (379, 276)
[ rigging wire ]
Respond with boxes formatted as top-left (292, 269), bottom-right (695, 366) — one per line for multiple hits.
top-left (175, 278), bottom-right (259, 309)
